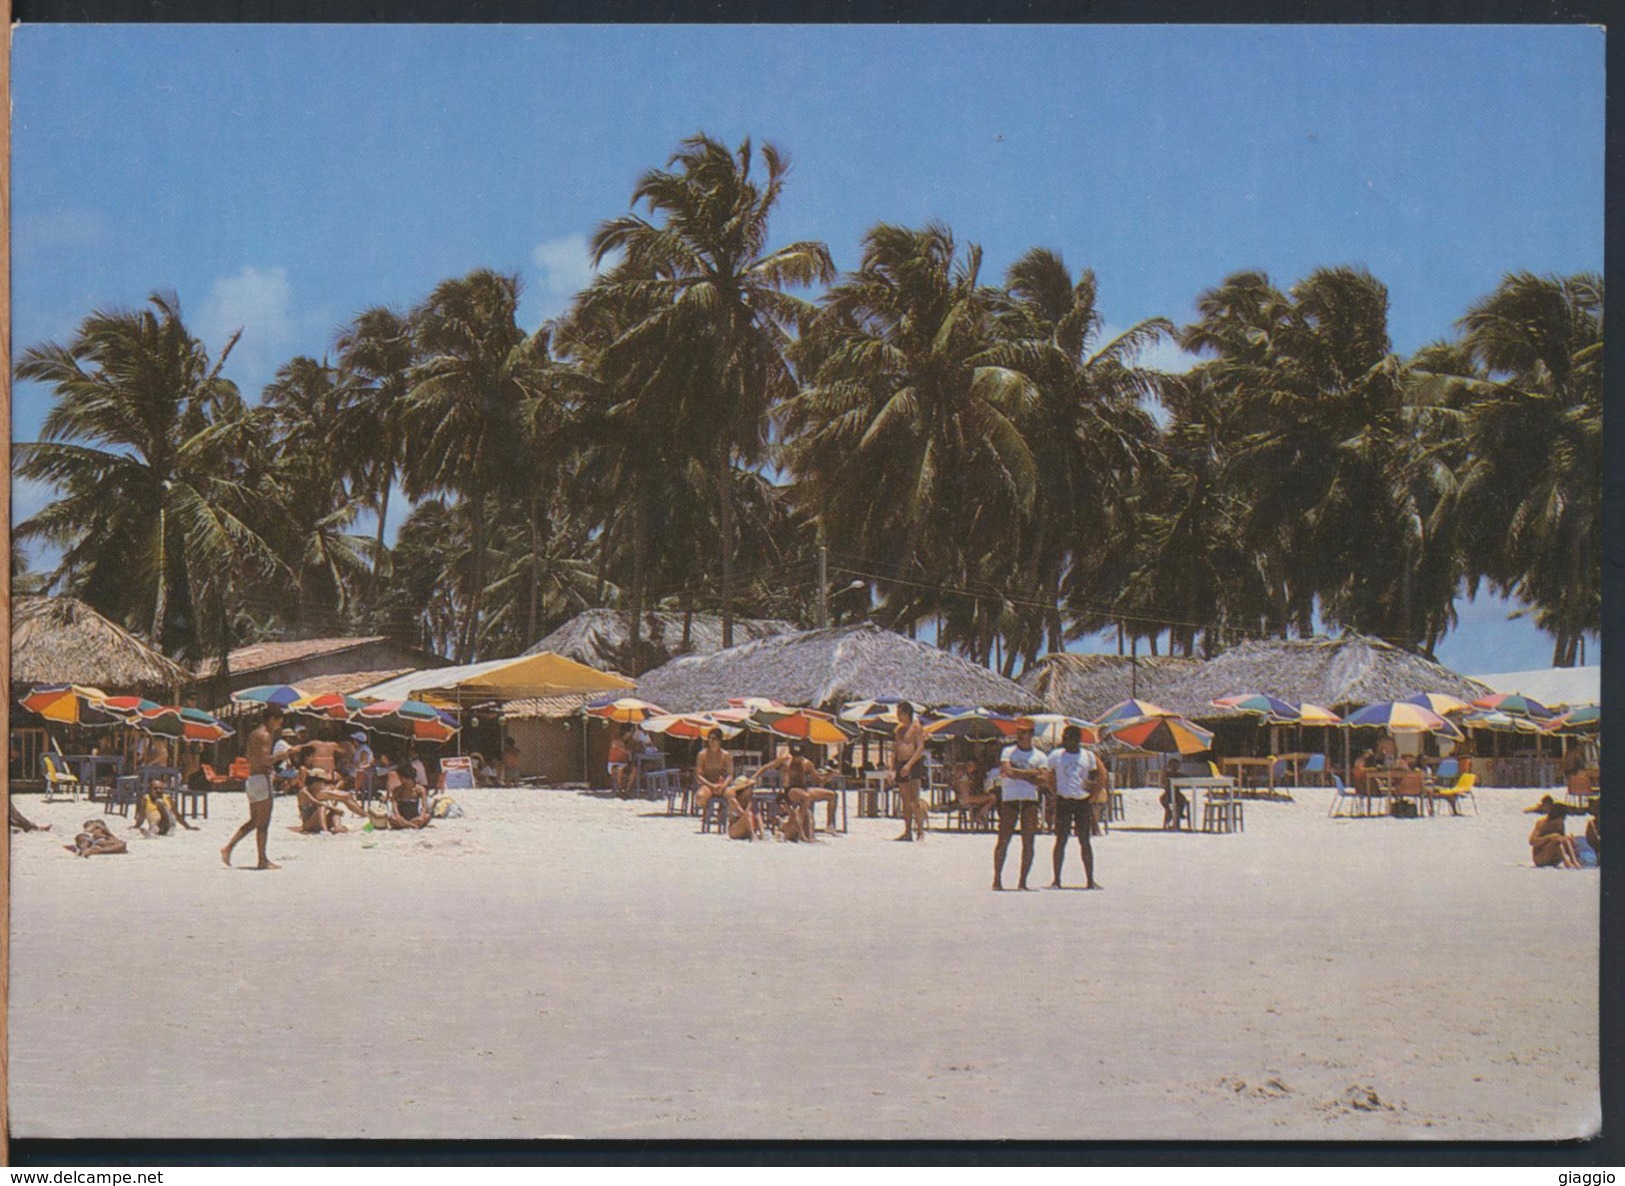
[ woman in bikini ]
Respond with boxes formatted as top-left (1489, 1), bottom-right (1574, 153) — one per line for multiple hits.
top-left (724, 775), bottom-right (765, 841)
top-left (66, 819), bottom-right (127, 857)
top-left (1526, 795), bottom-right (1582, 868)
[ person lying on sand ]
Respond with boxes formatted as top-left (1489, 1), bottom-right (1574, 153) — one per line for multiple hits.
top-left (65, 819), bottom-right (126, 857)
top-left (1525, 795), bottom-right (1582, 868)
top-left (10, 802), bottom-right (50, 832)
top-left (134, 779), bottom-right (198, 838)
top-left (294, 771), bottom-right (350, 834)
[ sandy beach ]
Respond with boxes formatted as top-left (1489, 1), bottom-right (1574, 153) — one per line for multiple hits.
top-left (8, 782), bottom-right (1598, 1141)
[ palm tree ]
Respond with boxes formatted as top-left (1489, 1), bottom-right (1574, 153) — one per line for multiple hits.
top-left (334, 305), bottom-right (418, 611)
top-left (989, 247), bottom-right (1169, 662)
top-left (14, 292), bottom-right (279, 662)
top-left (1417, 272), bottom-right (1602, 664)
top-left (782, 222), bottom-right (1037, 656)
top-left (404, 270), bottom-right (549, 662)
top-left (587, 133), bottom-right (833, 647)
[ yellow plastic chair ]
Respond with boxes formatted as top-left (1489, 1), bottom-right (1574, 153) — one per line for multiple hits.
top-left (41, 754), bottom-right (82, 803)
top-left (1433, 772), bottom-right (1478, 817)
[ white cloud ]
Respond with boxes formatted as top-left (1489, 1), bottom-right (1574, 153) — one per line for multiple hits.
top-left (195, 265), bottom-right (297, 398)
top-left (1096, 322), bottom-right (1200, 375)
top-left (529, 233), bottom-right (622, 322)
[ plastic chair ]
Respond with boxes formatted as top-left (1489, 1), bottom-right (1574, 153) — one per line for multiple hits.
top-left (1436, 758), bottom-right (1459, 781)
top-left (1304, 754), bottom-right (1327, 786)
top-left (1327, 774), bottom-right (1366, 818)
top-left (106, 775), bottom-right (140, 818)
top-left (1433, 773), bottom-right (1478, 817)
top-left (41, 754), bottom-right (82, 803)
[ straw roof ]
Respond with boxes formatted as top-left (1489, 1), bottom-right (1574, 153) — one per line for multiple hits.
top-left (1147, 635), bottom-right (1493, 721)
top-left (523, 609), bottom-right (796, 675)
top-left (1021, 653), bottom-right (1199, 721)
top-left (634, 622), bottom-right (1042, 714)
top-left (10, 595), bottom-right (190, 693)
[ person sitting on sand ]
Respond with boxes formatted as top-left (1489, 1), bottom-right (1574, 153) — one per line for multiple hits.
top-left (776, 791), bottom-right (814, 843)
top-left (381, 766), bottom-right (432, 829)
top-left (1525, 795), bottom-right (1582, 869)
top-left (134, 778), bottom-right (198, 838)
top-left (723, 775), bottom-right (765, 841)
top-left (66, 819), bottom-right (126, 857)
top-left (294, 770), bottom-right (350, 834)
top-left (951, 758), bottom-right (998, 828)
top-left (10, 802), bottom-right (50, 832)
top-left (1586, 805), bottom-right (1600, 861)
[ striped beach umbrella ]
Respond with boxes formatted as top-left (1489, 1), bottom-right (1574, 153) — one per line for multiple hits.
top-left (232, 684), bottom-right (309, 710)
top-left (1026, 713), bottom-right (1100, 748)
top-left (1211, 692), bottom-right (1301, 721)
top-left (291, 691), bottom-right (367, 721)
top-left (1543, 704), bottom-right (1599, 734)
top-left (357, 699), bottom-right (460, 742)
top-left (644, 712), bottom-right (743, 741)
top-left (1107, 715), bottom-right (1215, 756)
top-left (922, 709), bottom-right (1020, 744)
top-left (134, 706), bottom-right (236, 743)
top-left (1461, 709), bottom-right (1544, 735)
top-left (1295, 702), bottom-right (1343, 725)
top-left (1471, 692), bottom-right (1555, 720)
top-left (1344, 701), bottom-right (1464, 739)
top-left (1401, 692), bottom-right (1472, 716)
top-left (99, 695), bottom-right (162, 718)
top-left (19, 683), bottom-right (112, 724)
top-left (585, 697), bottom-right (666, 724)
top-left (1094, 698), bottom-right (1175, 727)
top-left (749, 707), bottom-right (856, 745)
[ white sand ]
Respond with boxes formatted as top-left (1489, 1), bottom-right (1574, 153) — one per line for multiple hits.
top-left (8, 783), bottom-right (1598, 1140)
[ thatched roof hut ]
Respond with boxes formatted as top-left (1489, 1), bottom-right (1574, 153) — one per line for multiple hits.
top-left (11, 595), bottom-right (190, 694)
top-left (1149, 635), bottom-right (1493, 722)
top-left (634, 622), bottom-right (1042, 714)
top-left (1021, 653), bottom-right (1199, 721)
top-left (524, 608), bottom-right (796, 676)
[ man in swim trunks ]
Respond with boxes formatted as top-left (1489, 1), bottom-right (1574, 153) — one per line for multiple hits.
top-left (760, 742), bottom-right (839, 836)
top-left (222, 706), bottom-right (283, 869)
top-left (693, 729), bottom-right (737, 820)
top-left (889, 701), bottom-right (928, 841)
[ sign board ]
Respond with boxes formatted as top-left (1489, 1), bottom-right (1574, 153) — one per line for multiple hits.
top-left (440, 756), bottom-right (475, 791)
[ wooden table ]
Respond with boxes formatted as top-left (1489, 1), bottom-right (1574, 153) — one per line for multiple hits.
top-left (1367, 769), bottom-right (1436, 817)
top-left (1220, 757), bottom-right (1279, 795)
top-left (1168, 777), bottom-right (1239, 832)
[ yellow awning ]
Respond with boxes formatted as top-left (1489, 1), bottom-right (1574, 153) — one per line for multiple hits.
top-left (454, 652), bottom-right (634, 698)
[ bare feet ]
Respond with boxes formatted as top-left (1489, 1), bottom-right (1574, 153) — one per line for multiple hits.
top-left (219, 846), bottom-right (233, 867)
top-left (1048, 880), bottom-right (1062, 889)
top-left (893, 833), bottom-right (914, 842)
top-left (1086, 882), bottom-right (1102, 890)
top-left (992, 880), bottom-right (1004, 891)
top-left (254, 860), bottom-right (281, 870)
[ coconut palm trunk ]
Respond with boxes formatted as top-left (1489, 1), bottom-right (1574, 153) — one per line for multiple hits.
top-left (716, 438), bottom-right (735, 648)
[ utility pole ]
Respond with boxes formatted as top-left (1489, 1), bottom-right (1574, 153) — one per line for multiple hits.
top-left (817, 545), bottom-right (829, 629)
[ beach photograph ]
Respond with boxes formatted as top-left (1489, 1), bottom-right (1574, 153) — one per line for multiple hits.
top-left (7, 24), bottom-right (1603, 1144)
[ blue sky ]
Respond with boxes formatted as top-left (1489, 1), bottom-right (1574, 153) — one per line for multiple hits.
top-left (12, 23), bottom-right (1604, 674)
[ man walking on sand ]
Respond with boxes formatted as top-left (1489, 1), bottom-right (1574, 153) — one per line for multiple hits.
top-left (1048, 725), bottom-right (1102, 890)
top-left (222, 706), bottom-right (283, 870)
top-left (994, 718), bottom-right (1045, 890)
top-left (889, 701), bottom-right (928, 841)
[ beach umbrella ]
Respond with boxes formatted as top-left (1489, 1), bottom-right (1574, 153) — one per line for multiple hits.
top-left (1461, 709), bottom-right (1545, 735)
top-left (1401, 692), bottom-right (1471, 716)
top-left (1107, 715), bottom-right (1214, 755)
top-left (1027, 713), bottom-right (1100, 748)
top-left (1471, 692), bottom-right (1555, 720)
top-left (749, 707), bottom-right (856, 745)
top-left (19, 683), bottom-right (113, 724)
top-left (838, 696), bottom-right (926, 722)
top-left (585, 697), bottom-right (666, 723)
top-left (232, 684), bottom-right (309, 710)
top-left (291, 691), bottom-right (367, 721)
top-left (1344, 701), bottom-right (1464, 740)
top-left (1211, 692), bottom-right (1301, 721)
top-left (922, 709), bottom-right (1020, 744)
top-left (133, 706), bottom-right (236, 743)
top-left (1295, 702), bottom-right (1343, 726)
top-left (1543, 704), bottom-right (1600, 734)
top-left (1094, 698), bottom-right (1175, 727)
top-left (644, 712), bottom-right (743, 740)
top-left (99, 695), bottom-right (162, 718)
top-left (357, 699), bottom-right (460, 742)
top-left (726, 696), bottom-right (788, 713)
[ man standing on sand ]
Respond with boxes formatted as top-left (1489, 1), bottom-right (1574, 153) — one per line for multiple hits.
top-left (889, 702), bottom-right (928, 841)
top-left (222, 706), bottom-right (282, 870)
top-left (994, 718), bottom-right (1045, 890)
top-left (1047, 725), bottom-right (1102, 890)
